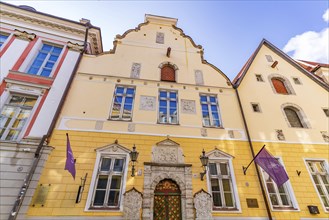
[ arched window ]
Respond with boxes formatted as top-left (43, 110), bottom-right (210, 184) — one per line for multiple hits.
top-left (271, 78), bottom-right (288, 94)
top-left (284, 107), bottom-right (304, 128)
top-left (161, 65), bottom-right (175, 82)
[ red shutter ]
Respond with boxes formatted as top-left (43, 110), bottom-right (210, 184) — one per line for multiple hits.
top-left (161, 66), bottom-right (175, 82)
top-left (272, 78), bottom-right (288, 94)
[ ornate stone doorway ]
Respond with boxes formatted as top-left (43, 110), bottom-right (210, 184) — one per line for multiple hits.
top-left (154, 179), bottom-right (182, 220)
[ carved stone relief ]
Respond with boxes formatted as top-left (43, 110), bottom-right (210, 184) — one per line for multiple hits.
top-left (201, 128), bottom-right (207, 137)
top-left (228, 130), bottom-right (234, 138)
top-left (140, 96), bottom-right (156, 111)
top-left (128, 123), bottom-right (135, 132)
top-left (156, 32), bottom-right (164, 44)
top-left (181, 99), bottom-right (196, 114)
top-left (195, 70), bottom-right (204, 85)
top-left (194, 190), bottom-right (213, 220)
top-left (131, 63), bottom-right (141, 79)
top-left (123, 188), bottom-right (143, 220)
top-left (152, 139), bottom-right (184, 164)
top-left (276, 129), bottom-right (285, 141)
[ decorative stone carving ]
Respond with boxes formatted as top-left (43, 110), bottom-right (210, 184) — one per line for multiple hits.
top-left (94, 142), bottom-right (130, 154)
top-left (194, 190), bottom-right (213, 220)
top-left (14, 29), bottom-right (36, 41)
top-left (139, 96), bottom-right (156, 111)
top-left (181, 99), bottom-right (196, 114)
top-left (195, 70), bottom-right (204, 85)
top-left (321, 131), bottom-right (329, 142)
top-left (156, 32), bottom-right (164, 44)
top-left (152, 138), bottom-right (184, 164)
top-left (67, 41), bottom-right (84, 52)
top-left (276, 129), bottom-right (285, 141)
top-left (128, 123), bottom-right (135, 132)
top-left (201, 128), bottom-right (207, 137)
top-left (207, 147), bottom-right (234, 159)
top-left (228, 130), bottom-right (234, 138)
top-left (131, 63), bottom-right (141, 78)
top-left (123, 188), bottom-right (143, 220)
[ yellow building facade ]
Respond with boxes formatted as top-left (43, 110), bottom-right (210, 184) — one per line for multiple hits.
top-left (25, 16), bottom-right (329, 220)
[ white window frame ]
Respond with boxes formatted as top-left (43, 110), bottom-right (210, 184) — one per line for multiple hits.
top-left (304, 158), bottom-right (329, 213)
top-left (200, 93), bottom-right (222, 128)
top-left (260, 157), bottom-right (299, 211)
top-left (19, 38), bottom-right (66, 78)
top-left (206, 150), bottom-right (241, 213)
top-left (158, 89), bottom-right (179, 124)
top-left (85, 146), bottom-right (129, 212)
top-left (0, 84), bottom-right (43, 141)
top-left (109, 85), bottom-right (136, 121)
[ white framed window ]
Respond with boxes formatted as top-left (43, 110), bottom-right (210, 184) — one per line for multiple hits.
top-left (0, 32), bottom-right (9, 48)
top-left (305, 159), bottom-right (329, 212)
top-left (261, 158), bottom-right (299, 211)
top-left (158, 90), bottom-right (178, 124)
top-left (206, 149), bottom-right (240, 212)
top-left (200, 94), bottom-right (221, 127)
top-left (109, 86), bottom-right (135, 121)
top-left (0, 94), bottom-right (37, 141)
top-left (27, 42), bottom-right (63, 77)
top-left (86, 143), bottom-right (130, 211)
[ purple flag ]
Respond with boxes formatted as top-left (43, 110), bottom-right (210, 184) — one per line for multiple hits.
top-left (254, 147), bottom-right (289, 187)
top-left (65, 133), bottom-right (76, 179)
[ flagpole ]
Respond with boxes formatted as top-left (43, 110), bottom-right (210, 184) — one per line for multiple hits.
top-left (243, 145), bottom-right (265, 175)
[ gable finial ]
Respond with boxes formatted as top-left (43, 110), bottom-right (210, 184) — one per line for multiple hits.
top-left (114, 139), bottom-right (118, 144)
top-left (167, 135), bottom-right (170, 139)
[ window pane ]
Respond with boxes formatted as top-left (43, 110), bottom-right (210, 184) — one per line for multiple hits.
top-left (224, 193), bottom-right (234, 207)
top-left (284, 107), bottom-right (303, 128)
top-left (108, 191), bottom-right (120, 206)
top-left (5, 129), bottom-right (20, 141)
top-left (159, 91), bottom-right (167, 98)
top-left (200, 96), bottom-right (207, 102)
top-left (126, 88), bottom-right (135, 95)
top-left (211, 179), bottom-right (220, 191)
top-left (113, 159), bottom-right (124, 172)
top-left (220, 163), bottom-right (228, 175)
top-left (209, 163), bottom-right (217, 175)
top-left (110, 176), bottom-right (122, 189)
top-left (169, 92), bottom-right (176, 99)
top-left (212, 192), bottom-right (222, 207)
top-left (40, 69), bottom-right (51, 77)
top-left (116, 87), bottom-right (124, 94)
top-left (93, 191), bottom-right (105, 206)
top-left (270, 194), bottom-right (279, 205)
top-left (169, 101), bottom-right (176, 108)
top-left (280, 195), bottom-right (289, 206)
top-left (266, 182), bottom-right (276, 193)
top-left (222, 179), bottom-right (231, 191)
top-left (209, 96), bottom-right (216, 103)
top-left (96, 175), bottom-right (108, 189)
top-left (100, 158), bottom-right (111, 171)
top-left (159, 100), bottom-right (167, 107)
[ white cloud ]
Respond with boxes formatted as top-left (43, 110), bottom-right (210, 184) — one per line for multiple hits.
top-left (283, 9), bottom-right (329, 64)
top-left (323, 8), bottom-right (329, 22)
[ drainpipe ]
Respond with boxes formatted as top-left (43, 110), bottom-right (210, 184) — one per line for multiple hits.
top-left (234, 87), bottom-right (272, 220)
top-left (8, 22), bottom-right (91, 220)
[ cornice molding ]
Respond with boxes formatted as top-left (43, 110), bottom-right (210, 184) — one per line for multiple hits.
top-left (1, 9), bottom-right (100, 54)
top-left (13, 29), bottom-right (36, 41)
top-left (67, 41), bottom-right (84, 52)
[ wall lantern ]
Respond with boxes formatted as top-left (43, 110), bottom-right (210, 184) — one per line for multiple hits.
top-left (199, 149), bottom-right (209, 181)
top-left (129, 144), bottom-right (139, 177)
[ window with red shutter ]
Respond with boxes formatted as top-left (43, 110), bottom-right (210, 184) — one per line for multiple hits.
top-left (271, 78), bottom-right (288, 94)
top-left (161, 65), bottom-right (175, 82)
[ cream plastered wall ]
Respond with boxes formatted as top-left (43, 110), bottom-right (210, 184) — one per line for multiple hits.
top-left (238, 44), bottom-right (329, 143)
top-left (59, 15), bottom-right (245, 141)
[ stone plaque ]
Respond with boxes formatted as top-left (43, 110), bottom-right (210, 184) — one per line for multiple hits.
top-left (194, 190), bottom-right (212, 220)
top-left (32, 184), bottom-right (50, 206)
top-left (246, 198), bottom-right (259, 208)
top-left (195, 70), bottom-right (204, 85)
top-left (276, 129), bottom-right (285, 141)
top-left (139, 96), bottom-right (156, 111)
top-left (181, 99), bottom-right (196, 114)
top-left (131, 63), bottom-right (141, 79)
top-left (156, 32), bottom-right (164, 44)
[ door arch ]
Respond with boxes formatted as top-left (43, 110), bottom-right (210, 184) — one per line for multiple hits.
top-left (153, 179), bottom-right (182, 220)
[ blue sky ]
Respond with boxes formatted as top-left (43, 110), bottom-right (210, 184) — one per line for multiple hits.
top-left (3, 0), bottom-right (328, 80)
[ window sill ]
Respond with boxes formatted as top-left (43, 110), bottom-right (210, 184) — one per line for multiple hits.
top-left (212, 207), bottom-right (239, 212)
top-left (157, 122), bottom-right (180, 125)
top-left (88, 207), bottom-right (120, 211)
top-left (203, 126), bottom-right (224, 129)
top-left (272, 207), bottom-right (299, 211)
top-left (107, 118), bottom-right (132, 122)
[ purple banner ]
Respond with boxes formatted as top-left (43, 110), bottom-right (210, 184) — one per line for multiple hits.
top-left (254, 147), bottom-right (289, 187)
top-left (65, 133), bottom-right (76, 179)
